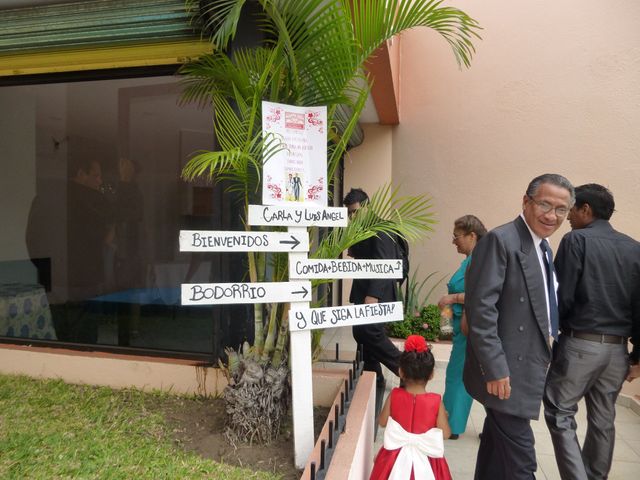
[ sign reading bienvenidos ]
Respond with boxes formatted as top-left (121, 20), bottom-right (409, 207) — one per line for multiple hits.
top-left (179, 230), bottom-right (309, 252)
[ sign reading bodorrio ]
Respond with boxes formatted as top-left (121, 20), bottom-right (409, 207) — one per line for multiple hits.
top-left (247, 204), bottom-right (347, 227)
top-left (289, 301), bottom-right (403, 332)
top-left (182, 281), bottom-right (311, 305)
top-left (289, 258), bottom-right (403, 279)
top-left (179, 230), bottom-right (309, 252)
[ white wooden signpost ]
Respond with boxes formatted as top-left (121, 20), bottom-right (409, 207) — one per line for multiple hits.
top-left (181, 281), bottom-right (311, 305)
top-left (289, 258), bottom-right (403, 279)
top-left (179, 101), bottom-right (405, 469)
top-left (289, 301), bottom-right (404, 332)
top-left (248, 204), bottom-right (348, 227)
top-left (179, 230), bottom-right (309, 252)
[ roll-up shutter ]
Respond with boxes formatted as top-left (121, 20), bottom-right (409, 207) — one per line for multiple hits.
top-left (0, 0), bottom-right (211, 76)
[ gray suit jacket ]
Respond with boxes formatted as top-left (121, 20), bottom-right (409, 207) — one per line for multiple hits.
top-left (463, 216), bottom-right (552, 419)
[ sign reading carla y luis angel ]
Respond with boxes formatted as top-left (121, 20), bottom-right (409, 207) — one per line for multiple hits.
top-left (181, 281), bottom-right (311, 305)
top-left (248, 204), bottom-right (348, 227)
top-left (179, 230), bottom-right (309, 253)
top-left (289, 301), bottom-right (403, 332)
top-left (290, 258), bottom-right (403, 279)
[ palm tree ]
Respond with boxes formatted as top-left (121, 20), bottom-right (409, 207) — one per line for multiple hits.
top-left (180, 0), bottom-right (481, 444)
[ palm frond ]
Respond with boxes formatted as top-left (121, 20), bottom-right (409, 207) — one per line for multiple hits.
top-left (313, 184), bottom-right (437, 260)
top-left (180, 0), bottom-right (479, 377)
top-left (346, 0), bottom-right (482, 68)
top-left (196, 0), bottom-right (248, 50)
top-left (179, 53), bottom-right (248, 107)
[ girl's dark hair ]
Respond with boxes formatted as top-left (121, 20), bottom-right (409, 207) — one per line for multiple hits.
top-left (399, 348), bottom-right (435, 382)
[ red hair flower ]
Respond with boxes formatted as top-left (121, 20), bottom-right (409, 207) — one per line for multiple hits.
top-left (404, 335), bottom-right (428, 353)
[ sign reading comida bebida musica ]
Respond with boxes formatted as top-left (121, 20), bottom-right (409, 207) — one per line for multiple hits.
top-left (262, 101), bottom-right (327, 206)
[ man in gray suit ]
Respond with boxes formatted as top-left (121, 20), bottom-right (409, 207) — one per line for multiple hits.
top-left (464, 173), bottom-right (574, 479)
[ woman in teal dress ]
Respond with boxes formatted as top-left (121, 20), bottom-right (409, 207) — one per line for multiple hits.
top-left (438, 215), bottom-right (487, 439)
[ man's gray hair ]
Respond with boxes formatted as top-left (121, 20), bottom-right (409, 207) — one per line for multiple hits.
top-left (526, 173), bottom-right (575, 206)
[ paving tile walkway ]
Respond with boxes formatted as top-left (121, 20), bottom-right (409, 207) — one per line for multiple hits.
top-left (374, 361), bottom-right (640, 479)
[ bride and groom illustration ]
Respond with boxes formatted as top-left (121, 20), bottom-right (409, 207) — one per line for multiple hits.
top-left (286, 172), bottom-right (303, 202)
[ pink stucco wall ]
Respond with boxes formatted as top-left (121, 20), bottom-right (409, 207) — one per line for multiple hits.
top-left (351, 0), bottom-right (640, 292)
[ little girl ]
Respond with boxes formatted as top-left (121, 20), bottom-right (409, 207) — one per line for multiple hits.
top-left (370, 335), bottom-right (452, 480)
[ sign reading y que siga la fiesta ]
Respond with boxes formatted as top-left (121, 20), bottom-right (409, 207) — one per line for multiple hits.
top-left (262, 101), bottom-right (327, 206)
top-left (181, 281), bottom-right (311, 305)
top-left (179, 230), bottom-right (309, 252)
top-left (247, 204), bottom-right (347, 227)
top-left (289, 301), bottom-right (404, 332)
top-left (289, 258), bottom-right (403, 279)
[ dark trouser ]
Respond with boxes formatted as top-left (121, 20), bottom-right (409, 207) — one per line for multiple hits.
top-left (352, 323), bottom-right (400, 383)
top-left (543, 335), bottom-right (629, 480)
top-left (474, 408), bottom-right (537, 480)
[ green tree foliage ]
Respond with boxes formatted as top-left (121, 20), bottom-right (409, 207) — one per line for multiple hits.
top-left (180, 0), bottom-right (480, 443)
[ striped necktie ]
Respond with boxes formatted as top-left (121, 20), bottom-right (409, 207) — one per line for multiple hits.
top-left (540, 239), bottom-right (559, 339)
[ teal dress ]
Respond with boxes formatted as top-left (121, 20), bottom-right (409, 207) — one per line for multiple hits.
top-left (442, 255), bottom-right (473, 435)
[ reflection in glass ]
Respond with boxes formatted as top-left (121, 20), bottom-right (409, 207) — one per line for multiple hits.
top-left (1, 76), bottom-right (251, 357)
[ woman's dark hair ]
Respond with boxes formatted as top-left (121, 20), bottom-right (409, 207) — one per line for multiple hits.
top-left (575, 183), bottom-right (615, 220)
top-left (399, 348), bottom-right (435, 382)
top-left (454, 214), bottom-right (488, 240)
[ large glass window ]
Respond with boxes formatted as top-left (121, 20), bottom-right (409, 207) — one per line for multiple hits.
top-left (0, 74), bottom-right (251, 358)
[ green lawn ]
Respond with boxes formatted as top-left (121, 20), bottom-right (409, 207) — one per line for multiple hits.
top-left (0, 374), bottom-right (282, 479)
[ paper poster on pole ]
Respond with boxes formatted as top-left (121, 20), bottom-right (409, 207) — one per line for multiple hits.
top-left (262, 101), bottom-right (327, 206)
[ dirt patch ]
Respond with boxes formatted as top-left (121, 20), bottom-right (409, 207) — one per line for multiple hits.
top-left (150, 395), bottom-right (328, 479)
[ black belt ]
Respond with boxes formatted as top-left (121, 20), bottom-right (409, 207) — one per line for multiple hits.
top-left (563, 328), bottom-right (627, 345)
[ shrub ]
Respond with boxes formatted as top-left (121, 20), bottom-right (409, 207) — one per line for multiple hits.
top-left (386, 304), bottom-right (441, 342)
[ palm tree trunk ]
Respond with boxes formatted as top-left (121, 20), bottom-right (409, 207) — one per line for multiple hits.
top-left (261, 303), bottom-right (280, 364)
top-left (271, 303), bottom-right (290, 368)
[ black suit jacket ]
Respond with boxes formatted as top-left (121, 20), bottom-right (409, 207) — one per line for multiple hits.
top-left (463, 216), bottom-right (552, 419)
top-left (348, 232), bottom-right (399, 304)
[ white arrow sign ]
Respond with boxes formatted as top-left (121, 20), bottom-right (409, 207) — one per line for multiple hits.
top-left (289, 301), bottom-right (404, 332)
top-left (181, 281), bottom-right (312, 305)
top-left (179, 230), bottom-right (309, 252)
top-left (248, 204), bottom-right (348, 227)
top-left (289, 258), bottom-right (403, 279)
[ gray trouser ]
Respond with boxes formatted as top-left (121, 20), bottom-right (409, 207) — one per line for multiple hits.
top-left (543, 334), bottom-right (629, 480)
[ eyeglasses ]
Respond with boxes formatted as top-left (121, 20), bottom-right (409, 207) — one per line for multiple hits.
top-left (528, 196), bottom-right (569, 217)
top-left (452, 233), bottom-right (467, 242)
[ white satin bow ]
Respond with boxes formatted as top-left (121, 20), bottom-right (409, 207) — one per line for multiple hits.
top-left (383, 417), bottom-right (445, 480)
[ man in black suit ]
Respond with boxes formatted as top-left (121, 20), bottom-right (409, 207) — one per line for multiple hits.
top-left (343, 188), bottom-right (401, 389)
top-left (543, 184), bottom-right (640, 480)
top-left (464, 173), bottom-right (574, 479)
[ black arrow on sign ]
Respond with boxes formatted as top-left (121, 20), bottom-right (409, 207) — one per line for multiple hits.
top-left (280, 235), bottom-right (301, 250)
top-left (291, 285), bottom-right (309, 297)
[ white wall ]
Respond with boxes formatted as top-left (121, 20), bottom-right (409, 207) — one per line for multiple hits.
top-left (391, 0), bottom-right (640, 290)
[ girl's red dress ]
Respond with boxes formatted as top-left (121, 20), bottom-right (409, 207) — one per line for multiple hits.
top-left (370, 388), bottom-right (452, 480)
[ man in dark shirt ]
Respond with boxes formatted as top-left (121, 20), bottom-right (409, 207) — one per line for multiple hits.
top-left (543, 183), bottom-right (640, 480)
top-left (343, 188), bottom-right (401, 390)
